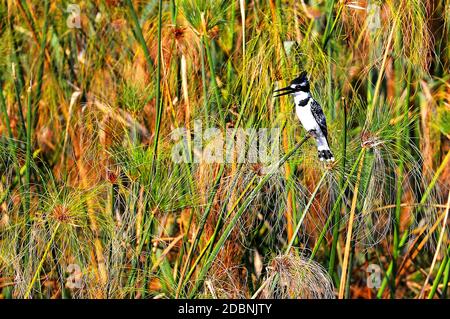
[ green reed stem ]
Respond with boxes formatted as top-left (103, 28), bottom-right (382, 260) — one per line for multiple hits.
top-left (328, 100), bottom-right (347, 276)
top-left (151, 0), bottom-right (164, 165)
top-left (200, 40), bottom-right (209, 126)
top-left (32, 0), bottom-right (49, 124)
top-left (339, 148), bottom-right (366, 298)
top-left (25, 86), bottom-right (32, 215)
top-left (24, 223), bottom-right (60, 298)
top-left (202, 35), bottom-right (224, 123)
top-left (7, 9), bottom-right (26, 138)
top-left (392, 66), bottom-right (412, 297)
top-left (365, 16), bottom-right (397, 127)
top-left (18, 0), bottom-right (40, 43)
top-left (0, 83), bottom-right (20, 177)
top-left (321, 1), bottom-right (343, 49)
top-left (441, 258), bottom-right (450, 299)
top-left (428, 244), bottom-right (450, 299)
top-left (125, 0), bottom-right (155, 72)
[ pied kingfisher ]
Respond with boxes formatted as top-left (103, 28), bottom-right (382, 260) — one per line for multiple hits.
top-left (274, 72), bottom-right (334, 162)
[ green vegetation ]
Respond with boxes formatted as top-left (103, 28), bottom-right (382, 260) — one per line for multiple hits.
top-left (0, 0), bottom-right (449, 299)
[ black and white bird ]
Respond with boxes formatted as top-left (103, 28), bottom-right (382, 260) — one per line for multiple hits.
top-left (274, 72), bottom-right (334, 162)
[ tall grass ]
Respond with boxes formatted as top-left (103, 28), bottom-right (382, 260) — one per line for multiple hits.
top-left (0, 0), bottom-right (449, 299)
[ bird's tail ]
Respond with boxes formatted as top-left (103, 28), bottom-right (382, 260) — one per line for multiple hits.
top-left (318, 148), bottom-right (334, 162)
top-left (316, 136), bottom-right (334, 162)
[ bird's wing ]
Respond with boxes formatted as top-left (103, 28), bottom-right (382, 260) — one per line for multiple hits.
top-left (310, 99), bottom-right (328, 138)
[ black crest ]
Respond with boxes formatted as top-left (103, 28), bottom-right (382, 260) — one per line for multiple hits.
top-left (291, 71), bottom-right (308, 85)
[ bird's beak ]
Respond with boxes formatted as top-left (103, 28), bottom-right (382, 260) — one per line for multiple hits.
top-left (273, 86), bottom-right (294, 97)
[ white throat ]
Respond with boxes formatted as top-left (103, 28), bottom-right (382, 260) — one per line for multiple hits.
top-left (293, 91), bottom-right (310, 105)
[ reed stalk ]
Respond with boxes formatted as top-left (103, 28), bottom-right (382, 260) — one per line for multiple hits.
top-left (420, 191), bottom-right (450, 298)
top-left (24, 224), bottom-right (60, 298)
top-left (151, 0), bottom-right (164, 164)
top-left (328, 99), bottom-right (347, 276)
top-left (338, 149), bottom-right (366, 298)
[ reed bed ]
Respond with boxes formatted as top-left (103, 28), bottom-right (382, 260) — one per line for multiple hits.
top-left (0, 0), bottom-right (449, 299)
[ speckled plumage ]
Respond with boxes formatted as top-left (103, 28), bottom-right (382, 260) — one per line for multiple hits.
top-left (275, 73), bottom-right (334, 162)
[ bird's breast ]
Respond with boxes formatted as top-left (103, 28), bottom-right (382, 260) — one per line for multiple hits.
top-left (295, 102), bottom-right (320, 132)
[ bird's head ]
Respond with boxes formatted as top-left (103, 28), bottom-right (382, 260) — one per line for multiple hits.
top-left (273, 71), bottom-right (310, 97)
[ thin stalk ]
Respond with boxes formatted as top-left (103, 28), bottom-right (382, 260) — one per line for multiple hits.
top-left (392, 66), bottom-right (412, 297)
top-left (420, 150), bottom-right (450, 205)
top-left (170, 0), bottom-right (177, 21)
top-left (32, 0), bottom-right (49, 122)
top-left (202, 35), bottom-right (224, 123)
top-left (125, 0), bottom-right (157, 160)
top-left (200, 40), bottom-right (209, 126)
top-left (24, 223), bottom-right (60, 298)
top-left (251, 274), bottom-right (275, 299)
top-left (321, 0), bottom-right (339, 49)
top-left (441, 259), bottom-right (450, 299)
top-left (125, 0), bottom-right (155, 72)
top-left (7, 9), bottom-right (26, 137)
top-left (151, 0), bottom-right (164, 164)
top-left (239, 0), bottom-right (245, 57)
top-left (366, 16), bottom-right (398, 126)
top-left (106, 181), bottom-right (115, 297)
top-left (339, 148), bottom-right (366, 299)
top-left (328, 99), bottom-right (347, 275)
top-left (173, 168), bottom-right (197, 281)
top-left (344, 245), bottom-right (355, 298)
top-left (126, 209), bottom-right (155, 296)
top-left (25, 85), bottom-right (33, 215)
top-left (271, 0), bottom-right (295, 244)
top-left (7, 9), bottom-right (25, 91)
top-left (327, 45), bottom-right (335, 120)
top-left (427, 244), bottom-right (450, 299)
top-left (17, 0), bottom-right (40, 44)
top-left (0, 83), bottom-right (20, 179)
top-left (226, 0), bottom-right (236, 94)
top-left (420, 191), bottom-right (450, 298)
top-left (181, 226), bottom-right (222, 294)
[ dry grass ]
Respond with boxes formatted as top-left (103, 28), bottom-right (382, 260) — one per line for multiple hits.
top-left (0, 0), bottom-right (449, 299)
